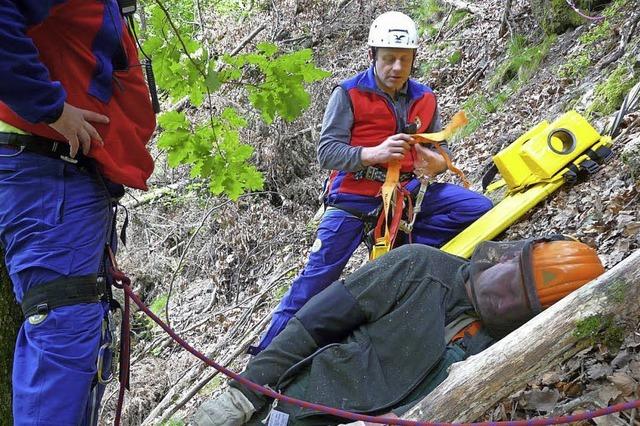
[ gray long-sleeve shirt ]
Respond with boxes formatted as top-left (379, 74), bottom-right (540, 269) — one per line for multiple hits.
top-left (316, 86), bottom-right (445, 172)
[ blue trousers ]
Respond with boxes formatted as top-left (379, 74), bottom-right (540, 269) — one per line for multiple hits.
top-left (0, 146), bottom-right (113, 426)
top-left (254, 182), bottom-right (492, 352)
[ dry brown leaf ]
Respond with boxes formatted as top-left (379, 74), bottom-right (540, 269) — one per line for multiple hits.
top-left (596, 384), bottom-right (622, 404)
top-left (541, 371), bottom-right (563, 385)
top-left (607, 372), bottom-right (638, 396)
top-left (519, 388), bottom-right (560, 412)
top-left (629, 360), bottom-right (640, 381)
top-left (592, 413), bottom-right (626, 426)
top-left (588, 363), bottom-right (613, 380)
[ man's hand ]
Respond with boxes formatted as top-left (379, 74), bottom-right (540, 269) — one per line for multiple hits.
top-left (414, 142), bottom-right (447, 178)
top-left (361, 134), bottom-right (413, 166)
top-left (48, 102), bottom-right (109, 157)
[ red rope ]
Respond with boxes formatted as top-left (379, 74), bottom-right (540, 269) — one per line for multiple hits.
top-left (564, 0), bottom-right (605, 22)
top-left (112, 274), bottom-right (640, 426)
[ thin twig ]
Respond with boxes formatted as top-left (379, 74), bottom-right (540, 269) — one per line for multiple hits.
top-left (164, 199), bottom-right (231, 327)
top-left (152, 314), bottom-right (272, 424)
top-left (139, 265), bottom-right (294, 424)
top-left (228, 24), bottom-right (268, 57)
top-left (433, 6), bottom-right (454, 44)
top-left (498, 0), bottom-right (513, 38)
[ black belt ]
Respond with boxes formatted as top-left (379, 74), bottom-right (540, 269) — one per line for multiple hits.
top-left (0, 131), bottom-right (92, 168)
top-left (353, 166), bottom-right (415, 182)
top-left (21, 274), bottom-right (106, 318)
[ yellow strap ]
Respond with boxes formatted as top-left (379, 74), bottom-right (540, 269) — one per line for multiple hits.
top-left (414, 110), bottom-right (468, 142)
top-left (0, 120), bottom-right (29, 135)
top-left (412, 111), bottom-right (470, 188)
top-left (374, 111), bottom-right (469, 260)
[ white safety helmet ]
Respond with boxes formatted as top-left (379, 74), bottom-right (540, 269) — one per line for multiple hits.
top-left (368, 11), bottom-right (419, 49)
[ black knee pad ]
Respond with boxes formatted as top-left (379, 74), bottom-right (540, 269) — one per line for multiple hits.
top-left (295, 281), bottom-right (367, 347)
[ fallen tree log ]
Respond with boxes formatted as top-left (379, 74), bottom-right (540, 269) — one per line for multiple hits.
top-left (405, 249), bottom-right (640, 423)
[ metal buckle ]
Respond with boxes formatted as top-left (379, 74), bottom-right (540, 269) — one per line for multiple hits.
top-left (60, 155), bottom-right (79, 164)
top-left (96, 314), bottom-right (115, 384)
top-left (36, 303), bottom-right (49, 315)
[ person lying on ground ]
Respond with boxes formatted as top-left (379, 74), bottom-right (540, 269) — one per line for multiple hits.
top-left (194, 238), bottom-right (605, 426)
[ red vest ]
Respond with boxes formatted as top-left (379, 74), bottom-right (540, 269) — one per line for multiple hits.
top-left (0, 0), bottom-right (155, 190)
top-left (327, 69), bottom-right (437, 197)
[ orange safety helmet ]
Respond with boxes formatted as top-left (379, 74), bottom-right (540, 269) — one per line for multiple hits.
top-left (531, 240), bottom-right (605, 308)
top-left (465, 236), bottom-right (605, 338)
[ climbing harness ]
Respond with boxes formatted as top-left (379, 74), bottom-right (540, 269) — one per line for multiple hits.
top-left (370, 111), bottom-right (470, 260)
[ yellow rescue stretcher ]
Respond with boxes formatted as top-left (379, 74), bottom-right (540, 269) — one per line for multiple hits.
top-left (441, 110), bottom-right (613, 258)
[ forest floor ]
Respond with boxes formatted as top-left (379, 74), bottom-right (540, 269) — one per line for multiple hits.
top-left (100, 0), bottom-right (640, 424)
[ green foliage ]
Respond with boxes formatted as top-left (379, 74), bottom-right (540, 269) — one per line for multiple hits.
top-left (458, 85), bottom-right (515, 139)
top-left (199, 376), bottom-right (223, 395)
top-left (157, 108), bottom-right (263, 200)
top-left (223, 43), bottom-right (331, 124)
top-left (143, 2), bottom-right (207, 105)
top-left (574, 314), bottom-right (626, 350)
top-left (412, 0), bottom-right (444, 37)
top-left (274, 282), bottom-right (290, 300)
top-left (578, 20), bottom-right (612, 45)
top-left (160, 419), bottom-right (185, 426)
top-left (449, 10), bottom-right (471, 28)
top-left (606, 279), bottom-right (627, 304)
top-left (213, 0), bottom-right (251, 16)
top-left (150, 293), bottom-right (169, 316)
top-left (602, 0), bottom-right (627, 18)
top-left (140, 2), bottom-right (330, 199)
top-left (448, 50), bottom-right (462, 65)
top-left (586, 61), bottom-right (639, 118)
top-left (535, 0), bottom-right (587, 34)
top-left (418, 56), bottom-right (445, 78)
top-left (558, 51), bottom-right (591, 79)
top-left (490, 34), bottom-right (556, 90)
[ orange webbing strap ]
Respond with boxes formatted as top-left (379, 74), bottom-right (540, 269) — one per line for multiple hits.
top-left (412, 110), bottom-right (470, 189)
top-left (370, 111), bottom-right (470, 260)
top-left (371, 159), bottom-right (406, 260)
top-left (412, 137), bottom-right (470, 188)
top-left (450, 320), bottom-right (483, 343)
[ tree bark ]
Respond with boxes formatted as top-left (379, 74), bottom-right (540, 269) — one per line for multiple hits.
top-left (0, 249), bottom-right (22, 422)
top-left (405, 249), bottom-right (640, 423)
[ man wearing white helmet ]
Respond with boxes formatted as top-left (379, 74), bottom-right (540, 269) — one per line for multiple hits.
top-left (247, 11), bottom-right (492, 355)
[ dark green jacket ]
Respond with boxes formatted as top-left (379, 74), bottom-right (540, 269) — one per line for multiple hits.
top-left (241, 245), bottom-right (492, 425)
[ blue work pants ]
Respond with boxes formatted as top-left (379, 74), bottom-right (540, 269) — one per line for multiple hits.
top-left (254, 182), bottom-right (492, 352)
top-left (0, 146), bottom-right (113, 426)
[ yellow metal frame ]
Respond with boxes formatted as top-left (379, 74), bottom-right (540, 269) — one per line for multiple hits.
top-left (441, 114), bottom-right (612, 259)
top-left (493, 111), bottom-right (603, 192)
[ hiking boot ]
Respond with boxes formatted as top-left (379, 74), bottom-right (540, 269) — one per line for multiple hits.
top-left (192, 387), bottom-right (256, 426)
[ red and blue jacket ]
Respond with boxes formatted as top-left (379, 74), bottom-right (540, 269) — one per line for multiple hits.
top-left (326, 67), bottom-right (437, 198)
top-left (0, 0), bottom-right (155, 189)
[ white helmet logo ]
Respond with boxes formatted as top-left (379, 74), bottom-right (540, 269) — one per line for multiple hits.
top-left (389, 29), bottom-right (408, 44)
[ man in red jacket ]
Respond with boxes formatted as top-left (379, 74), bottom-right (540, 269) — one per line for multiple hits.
top-left (251, 11), bottom-right (493, 354)
top-left (0, 1), bottom-right (155, 424)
